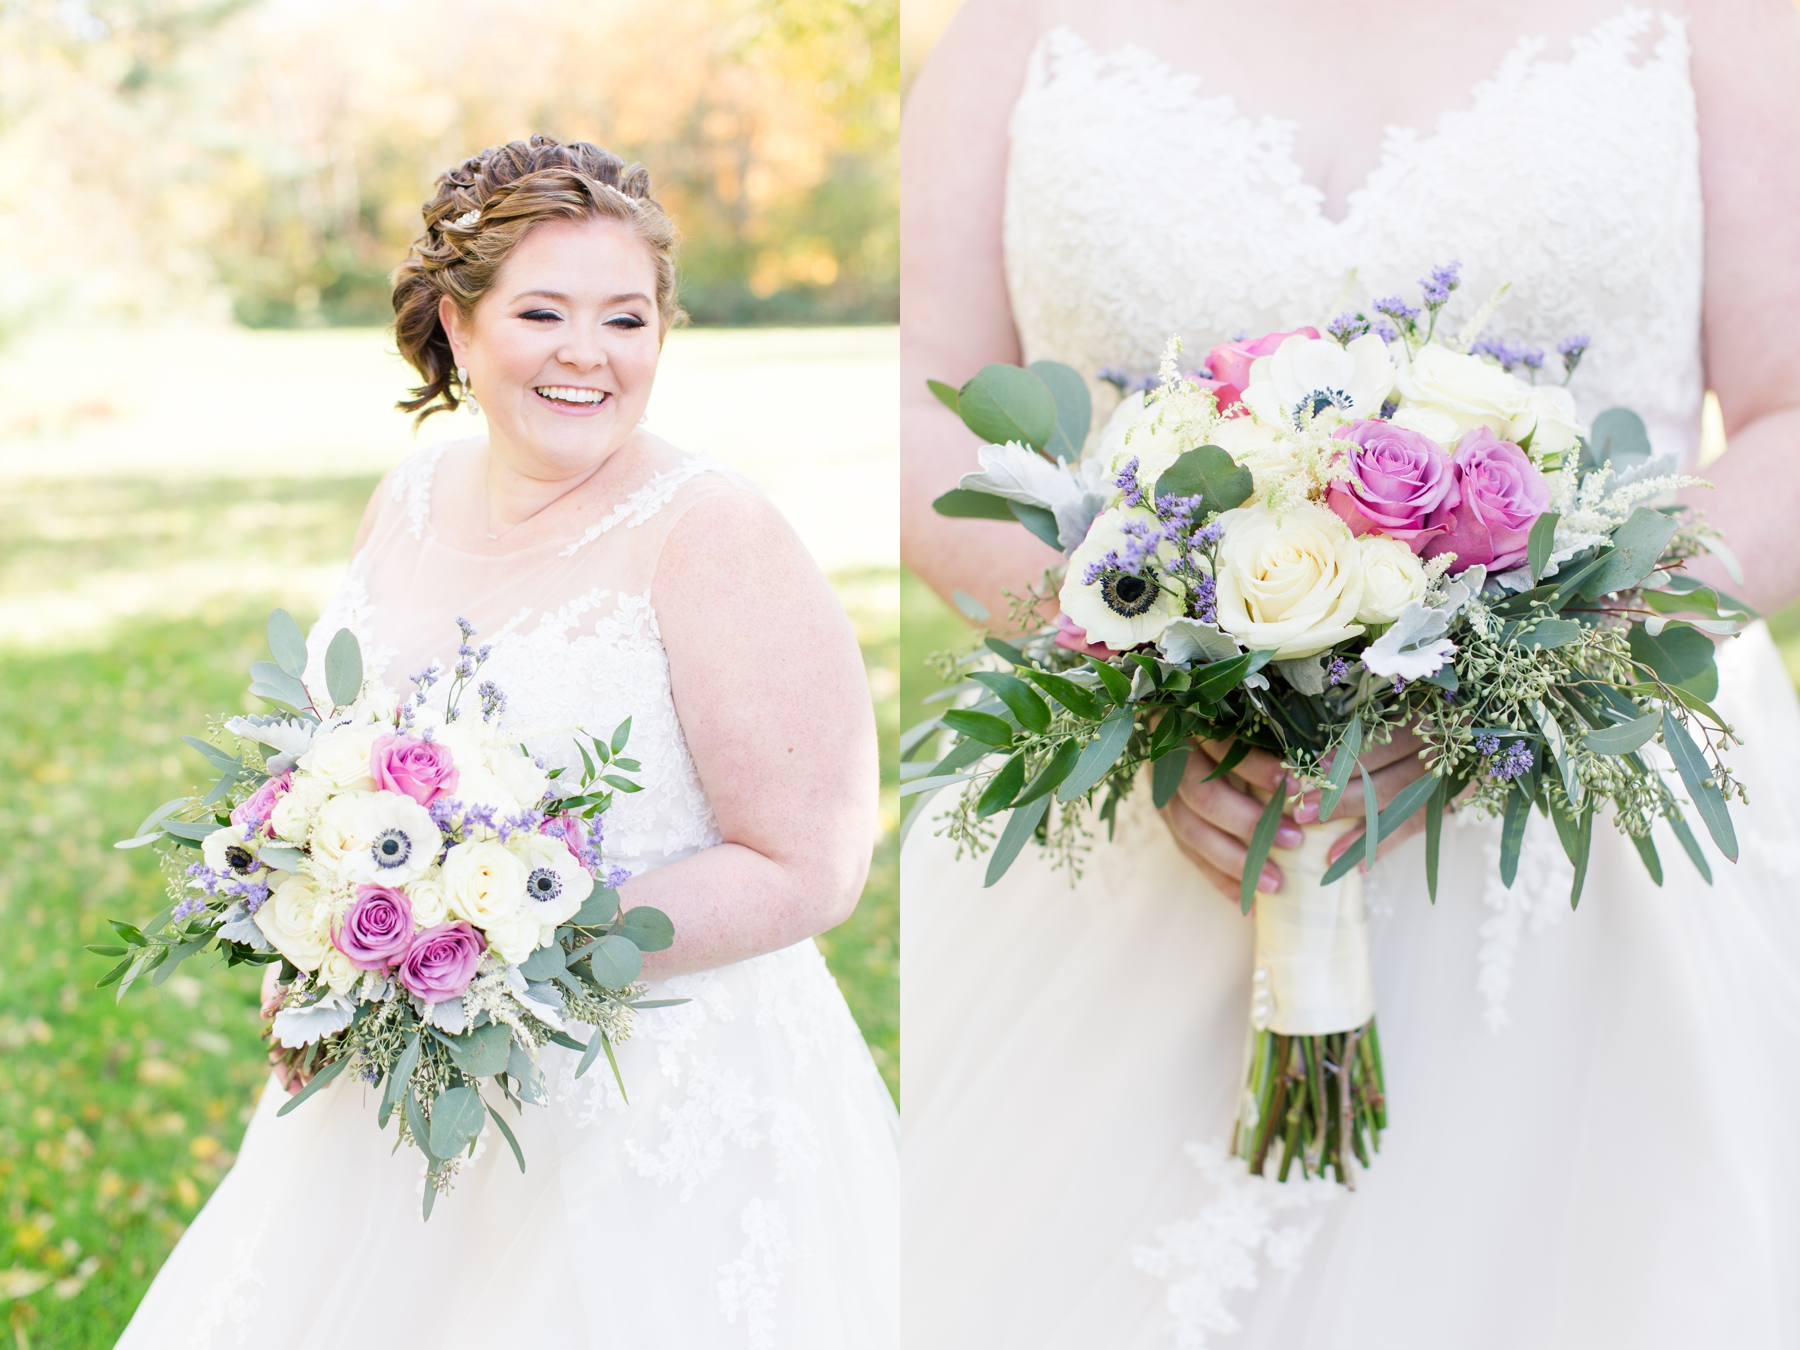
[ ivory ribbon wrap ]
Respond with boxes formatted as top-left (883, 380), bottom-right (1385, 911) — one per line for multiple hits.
top-left (1249, 822), bottom-right (1376, 1036)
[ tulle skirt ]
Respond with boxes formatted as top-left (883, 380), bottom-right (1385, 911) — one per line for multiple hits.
top-left (902, 623), bottom-right (1800, 1349)
top-left (118, 939), bottom-right (899, 1350)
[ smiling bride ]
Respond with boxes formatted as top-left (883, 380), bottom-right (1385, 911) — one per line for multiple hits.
top-left (114, 134), bottom-right (898, 1349)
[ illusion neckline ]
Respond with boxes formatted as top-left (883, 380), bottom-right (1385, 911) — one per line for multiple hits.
top-left (1031, 7), bottom-right (1684, 227)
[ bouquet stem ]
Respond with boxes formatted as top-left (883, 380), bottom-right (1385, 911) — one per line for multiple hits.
top-left (1230, 819), bottom-right (1386, 1185)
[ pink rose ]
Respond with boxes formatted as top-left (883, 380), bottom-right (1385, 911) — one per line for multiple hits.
top-left (1205, 327), bottom-right (1322, 410)
top-left (543, 813), bottom-right (594, 863)
top-left (396, 922), bottom-right (485, 1003)
top-left (1423, 428), bottom-right (1551, 573)
top-left (1053, 613), bottom-right (1116, 658)
top-left (1327, 421), bottom-right (1459, 551)
top-left (370, 733), bottom-right (460, 807)
top-left (230, 770), bottom-right (291, 838)
top-left (334, 884), bottom-right (415, 971)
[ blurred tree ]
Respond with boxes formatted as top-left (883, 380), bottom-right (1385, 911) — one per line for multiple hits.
top-left (0, 0), bottom-right (896, 332)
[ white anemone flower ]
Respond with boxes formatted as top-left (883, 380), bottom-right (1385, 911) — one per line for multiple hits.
top-left (509, 831), bottom-right (594, 944)
top-left (330, 790), bottom-right (440, 887)
top-left (1058, 507), bottom-right (1187, 650)
top-left (202, 824), bottom-right (265, 880)
top-left (1243, 333), bottom-right (1395, 430)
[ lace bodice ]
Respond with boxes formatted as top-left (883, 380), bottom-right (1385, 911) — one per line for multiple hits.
top-left (310, 441), bottom-right (735, 876)
top-left (1004, 8), bottom-right (1704, 462)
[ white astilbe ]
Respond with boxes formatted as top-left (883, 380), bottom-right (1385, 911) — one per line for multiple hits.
top-left (1546, 463), bottom-right (1709, 571)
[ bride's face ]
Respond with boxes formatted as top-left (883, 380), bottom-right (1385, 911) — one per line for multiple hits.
top-left (441, 215), bottom-right (661, 477)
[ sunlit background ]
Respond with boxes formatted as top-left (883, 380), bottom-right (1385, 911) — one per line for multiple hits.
top-left (0, 0), bottom-right (896, 1343)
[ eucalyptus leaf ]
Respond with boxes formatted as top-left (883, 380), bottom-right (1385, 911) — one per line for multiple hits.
top-left (506, 1042), bottom-right (547, 1105)
top-left (1585, 407), bottom-right (1653, 472)
top-left (1029, 359), bottom-right (1092, 462)
top-left (1628, 622), bottom-right (1719, 700)
top-left (1665, 808), bottom-right (1714, 884)
top-left (941, 709), bottom-right (1016, 748)
top-left (1584, 712), bottom-right (1660, 756)
top-left (572, 886), bottom-right (622, 928)
top-left (275, 1049), bottom-right (350, 1118)
top-left (620, 906), bottom-right (675, 953)
top-left (927, 378), bottom-right (960, 414)
top-left (1015, 738), bottom-right (1081, 807)
top-left (1239, 787), bottom-right (1288, 916)
top-left (1084, 657), bottom-right (1133, 705)
top-left (379, 1032), bottom-right (421, 1128)
top-left (1578, 507), bottom-right (1678, 599)
top-left (1019, 669), bottom-right (1104, 721)
top-left (1499, 786), bottom-right (1531, 888)
top-left (427, 1085), bottom-right (487, 1158)
top-left (985, 794), bottom-right (1051, 888)
top-left (1632, 830), bottom-right (1664, 887)
top-left (181, 735), bottom-right (242, 773)
top-left (1526, 512), bottom-right (1560, 584)
top-left (1056, 712), bottom-right (1134, 802)
top-left (1317, 720), bottom-right (1363, 822)
top-left (484, 1096), bottom-right (527, 1173)
top-left (1153, 445), bottom-right (1252, 516)
top-left (958, 363), bottom-right (1058, 451)
top-left (323, 628), bottom-right (363, 708)
top-left (586, 934), bottom-right (644, 989)
top-left (442, 1020), bottom-right (512, 1078)
top-left (975, 752), bottom-right (1026, 818)
top-left (971, 672), bottom-right (1052, 734)
top-left (1008, 500), bottom-right (1062, 550)
top-left (267, 609), bottom-right (310, 679)
top-left (1519, 619), bottom-right (1583, 651)
top-left (1662, 710), bottom-right (1737, 861)
top-left (248, 663), bottom-right (310, 711)
top-left (259, 844), bottom-right (303, 872)
top-left (1151, 745), bottom-right (1191, 809)
top-left (519, 942), bottom-right (568, 981)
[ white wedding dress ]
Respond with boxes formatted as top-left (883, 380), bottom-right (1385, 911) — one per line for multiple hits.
top-left (904, 12), bottom-right (1800, 1348)
top-left (118, 445), bottom-right (899, 1349)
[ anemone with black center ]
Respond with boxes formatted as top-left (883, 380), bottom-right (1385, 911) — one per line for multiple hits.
top-left (526, 868), bottom-right (563, 903)
top-left (371, 829), bottom-right (412, 870)
top-left (224, 844), bottom-right (257, 874)
top-left (1099, 568), bottom-right (1162, 618)
top-left (1292, 387), bottom-right (1353, 425)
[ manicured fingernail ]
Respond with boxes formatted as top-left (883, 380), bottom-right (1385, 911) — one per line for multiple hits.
top-left (1292, 801), bottom-right (1319, 824)
top-left (1261, 869), bottom-right (1282, 892)
top-left (1276, 824), bottom-right (1304, 848)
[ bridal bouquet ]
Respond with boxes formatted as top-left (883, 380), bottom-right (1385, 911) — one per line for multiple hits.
top-left (911, 263), bottom-right (1748, 1186)
top-left (96, 611), bottom-right (678, 1215)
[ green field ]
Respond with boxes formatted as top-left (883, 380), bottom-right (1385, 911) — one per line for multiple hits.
top-left (0, 475), bottom-right (897, 1347)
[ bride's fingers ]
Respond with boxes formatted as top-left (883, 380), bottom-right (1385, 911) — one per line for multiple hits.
top-left (1161, 794), bottom-right (1285, 892)
top-left (1322, 763), bottom-right (1439, 865)
top-left (1178, 746), bottom-right (1305, 848)
top-left (1194, 740), bottom-right (1293, 800)
top-left (1294, 749), bottom-right (1432, 824)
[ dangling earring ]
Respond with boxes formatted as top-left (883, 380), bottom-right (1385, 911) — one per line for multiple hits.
top-left (456, 366), bottom-right (479, 416)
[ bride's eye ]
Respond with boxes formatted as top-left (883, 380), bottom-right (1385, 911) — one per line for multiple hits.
top-left (520, 309), bottom-right (561, 322)
top-left (607, 314), bottom-right (647, 329)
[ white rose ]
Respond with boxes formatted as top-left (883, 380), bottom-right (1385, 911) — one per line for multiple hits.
top-left (404, 874), bottom-right (451, 928)
top-left (295, 724), bottom-right (382, 792)
top-left (1520, 385), bottom-right (1583, 459)
top-left (310, 790), bottom-right (439, 887)
top-left (348, 681), bottom-right (400, 726)
top-left (1212, 501), bottom-right (1367, 659)
top-left (1094, 391), bottom-right (1191, 492)
top-left (447, 765), bottom-right (522, 821)
top-left (319, 946), bottom-right (360, 995)
top-left (1058, 507), bottom-right (1188, 650)
top-left (1243, 334), bottom-right (1394, 429)
top-left (1387, 404), bottom-right (1461, 445)
top-left (268, 773), bottom-right (330, 844)
top-left (484, 909), bottom-right (542, 966)
top-left (1394, 342), bottom-right (1536, 443)
top-left (509, 831), bottom-right (593, 935)
top-left (441, 839), bottom-right (528, 929)
top-left (490, 746), bottom-right (549, 811)
top-left (1354, 536), bottom-right (1429, 625)
top-left (254, 874), bottom-right (333, 971)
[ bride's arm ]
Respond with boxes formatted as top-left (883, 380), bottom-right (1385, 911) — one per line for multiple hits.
top-left (619, 490), bottom-right (880, 978)
top-left (1681, 0), bottom-right (1800, 615)
top-left (901, 0), bottom-right (1061, 624)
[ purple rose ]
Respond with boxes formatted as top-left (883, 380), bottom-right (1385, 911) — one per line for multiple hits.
top-left (1423, 428), bottom-right (1551, 573)
top-left (370, 733), bottom-right (460, 807)
top-left (333, 884), bottom-right (415, 971)
top-left (230, 770), bottom-right (291, 837)
top-left (396, 922), bottom-right (485, 1003)
top-left (1326, 420), bottom-right (1458, 550)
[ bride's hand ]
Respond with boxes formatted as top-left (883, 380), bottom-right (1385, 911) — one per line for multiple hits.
top-left (259, 964), bottom-right (310, 1096)
top-left (1159, 730), bottom-right (1432, 896)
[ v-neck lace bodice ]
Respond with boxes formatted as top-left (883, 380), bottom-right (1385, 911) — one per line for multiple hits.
top-left (1004, 9), bottom-right (1704, 461)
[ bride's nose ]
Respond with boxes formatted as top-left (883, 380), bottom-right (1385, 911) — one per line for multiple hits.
top-left (554, 323), bottom-right (611, 373)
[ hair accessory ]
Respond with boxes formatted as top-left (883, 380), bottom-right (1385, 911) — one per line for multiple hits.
top-left (452, 209), bottom-right (480, 229)
top-left (599, 182), bottom-right (640, 211)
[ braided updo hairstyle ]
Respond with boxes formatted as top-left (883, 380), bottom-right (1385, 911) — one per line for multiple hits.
top-left (392, 134), bottom-right (681, 423)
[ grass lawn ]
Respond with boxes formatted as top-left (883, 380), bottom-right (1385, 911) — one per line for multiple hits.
top-left (0, 476), bottom-right (897, 1348)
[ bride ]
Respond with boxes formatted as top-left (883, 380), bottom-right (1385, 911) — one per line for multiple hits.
top-left (902, 2), bottom-right (1800, 1345)
top-left (118, 135), bottom-right (898, 1348)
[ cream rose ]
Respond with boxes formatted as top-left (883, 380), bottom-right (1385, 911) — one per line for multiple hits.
top-left (308, 791), bottom-right (375, 871)
top-left (1058, 507), bottom-right (1188, 650)
top-left (490, 748), bottom-right (549, 811)
top-left (404, 874), bottom-right (451, 929)
top-left (295, 723), bottom-right (382, 792)
top-left (441, 839), bottom-right (528, 930)
top-left (253, 874), bottom-right (332, 971)
top-left (485, 909), bottom-right (542, 966)
top-left (319, 946), bottom-right (360, 995)
top-left (1355, 535), bottom-right (1429, 624)
top-left (1520, 385), bottom-right (1582, 458)
top-left (1393, 341), bottom-right (1581, 454)
top-left (1094, 392), bottom-right (1190, 491)
top-left (268, 773), bottom-right (331, 845)
top-left (1212, 502), bottom-right (1367, 659)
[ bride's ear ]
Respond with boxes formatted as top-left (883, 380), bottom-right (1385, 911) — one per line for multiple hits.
top-left (437, 294), bottom-right (467, 366)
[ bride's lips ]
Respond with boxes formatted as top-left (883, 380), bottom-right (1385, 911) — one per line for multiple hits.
top-left (533, 385), bottom-right (612, 416)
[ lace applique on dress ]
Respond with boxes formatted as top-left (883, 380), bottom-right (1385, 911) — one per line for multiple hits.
top-left (388, 442), bottom-right (451, 540)
top-left (1130, 1140), bottom-right (1339, 1350)
top-left (1470, 810), bottom-right (1571, 1033)
top-left (186, 1201), bottom-right (270, 1348)
top-left (718, 1199), bottom-right (807, 1350)
top-left (557, 454), bottom-right (721, 558)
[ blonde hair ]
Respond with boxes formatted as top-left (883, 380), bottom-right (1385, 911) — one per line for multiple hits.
top-left (392, 134), bottom-right (681, 423)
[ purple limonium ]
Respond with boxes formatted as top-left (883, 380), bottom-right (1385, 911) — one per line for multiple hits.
top-left (172, 895), bottom-right (207, 922)
top-left (1420, 261), bottom-right (1462, 307)
top-left (1327, 657), bottom-right (1350, 686)
top-left (1392, 676), bottom-right (1408, 695)
top-left (1115, 456), bottom-right (1148, 509)
top-left (477, 679), bottom-right (507, 722)
top-left (1475, 732), bottom-right (1501, 755)
top-left (1372, 318), bottom-right (1400, 345)
top-left (1557, 334), bottom-right (1589, 380)
top-left (1373, 295), bottom-right (1420, 324)
top-left (1489, 743), bottom-right (1535, 782)
top-left (1327, 311), bottom-right (1370, 344)
top-left (604, 864), bottom-right (633, 889)
top-left (1191, 572), bottom-right (1218, 625)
